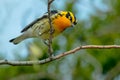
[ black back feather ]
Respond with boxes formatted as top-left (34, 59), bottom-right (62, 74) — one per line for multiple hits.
top-left (21, 10), bottom-right (58, 33)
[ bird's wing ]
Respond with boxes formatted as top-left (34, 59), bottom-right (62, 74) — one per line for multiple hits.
top-left (21, 15), bottom-right (48, 33)
top-left (21, 10), bottom-right (59, 33)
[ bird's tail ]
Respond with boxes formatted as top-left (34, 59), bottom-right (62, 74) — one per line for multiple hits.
top-left (9, 34), bottom-right (28, 44)
top-left (10, 28), bottom-right (35, 45)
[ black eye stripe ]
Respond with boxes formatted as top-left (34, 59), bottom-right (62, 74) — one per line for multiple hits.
top-left (66, 12), bottom-right (72, 22)
top-left (70, 16), bottom-right (72, 22)
top-left (66, 12), bottom-right (70, 18)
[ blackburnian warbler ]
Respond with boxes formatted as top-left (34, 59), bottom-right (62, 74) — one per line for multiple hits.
top-left (9, 10), bottom-right (77, 44)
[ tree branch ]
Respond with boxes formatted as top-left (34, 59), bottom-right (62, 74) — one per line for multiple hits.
top-left (0, 45), bottom-right (120, 66)
top-left (47, 0), bottom-right (54, 56)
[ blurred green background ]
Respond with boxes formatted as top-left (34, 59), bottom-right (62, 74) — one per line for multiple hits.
top-left (0, 0), bottom-right (120, 80)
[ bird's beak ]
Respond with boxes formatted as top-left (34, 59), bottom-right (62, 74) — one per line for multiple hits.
top-left (71, 21), bottom-right (77, 27)
top-left (71, 24), bottom-right (75, 27)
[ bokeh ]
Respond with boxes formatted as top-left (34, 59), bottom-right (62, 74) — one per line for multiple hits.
top-left (0, 0), bottom-right (120, 80)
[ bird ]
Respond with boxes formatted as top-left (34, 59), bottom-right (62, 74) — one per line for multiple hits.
top-left (9, 10), bottom-right (77, 45)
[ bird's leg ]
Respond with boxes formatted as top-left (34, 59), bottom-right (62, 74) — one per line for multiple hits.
top-left (44, 40), bottom-right (54, 58)
top-left (44, 40), bottom-right (49, 46)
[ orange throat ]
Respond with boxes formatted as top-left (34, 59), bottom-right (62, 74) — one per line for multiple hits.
top-left (53, 16), bottom-right (71, 32)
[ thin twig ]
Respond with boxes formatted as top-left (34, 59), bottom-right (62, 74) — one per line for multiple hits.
top-left (0, 45), bottom-right (120, 66)
top-left (47, 0), bottom-right (54, 56)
